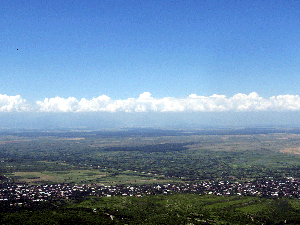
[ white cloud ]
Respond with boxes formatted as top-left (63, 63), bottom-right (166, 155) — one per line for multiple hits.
top-left (35, 92), bottom-right (300, 112)
top-left (270, 95), bottom-right (300, 110)
top-left (3, 92), bottom-right (300, 113)
top-left (75, 95), bottom-right (111, 112)
top-left (36, 95), bottom-right (111, 112)
top-left (0, 94), bottom-right (30, 112)
top-left (36, 97), bottom-right (79, 112)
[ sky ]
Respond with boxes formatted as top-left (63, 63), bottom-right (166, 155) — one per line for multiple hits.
top-left (1, 0), bottom-right (300, 128)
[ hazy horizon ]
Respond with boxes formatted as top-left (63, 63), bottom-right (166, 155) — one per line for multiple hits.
top-left (1, 111), bottom-right (300, 130)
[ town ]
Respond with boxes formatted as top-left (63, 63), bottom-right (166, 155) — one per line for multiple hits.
top-left (1, 176), bottom-right (300, 210)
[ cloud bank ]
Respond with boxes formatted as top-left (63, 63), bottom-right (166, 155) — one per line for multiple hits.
top-left (0, 94), bottom-right (30, 112)
top-left (2, 92), bottom-right (300, 113)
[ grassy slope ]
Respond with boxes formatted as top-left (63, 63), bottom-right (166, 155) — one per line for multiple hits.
top-left (1, 194), bottom-right (300, 224)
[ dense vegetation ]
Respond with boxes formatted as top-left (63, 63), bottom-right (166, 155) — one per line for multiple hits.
top-left (2, 194), bottom-right (300, 224)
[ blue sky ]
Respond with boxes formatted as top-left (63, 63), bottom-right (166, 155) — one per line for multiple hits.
top-left (1, 0), bottom-right (300, 127)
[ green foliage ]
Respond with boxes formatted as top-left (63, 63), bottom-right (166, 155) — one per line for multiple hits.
top-left (2, 194), bottom-right (300, 224)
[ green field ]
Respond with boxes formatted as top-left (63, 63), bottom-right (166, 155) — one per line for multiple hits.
top-left (9, 169), bottom-right (106, 184)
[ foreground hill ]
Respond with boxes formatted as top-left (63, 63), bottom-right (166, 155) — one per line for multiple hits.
top-left (2, 194), bottom-right (300, 224)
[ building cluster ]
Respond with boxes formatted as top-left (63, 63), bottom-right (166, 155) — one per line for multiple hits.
top-left (0, 177), bottom-right (300, 207)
